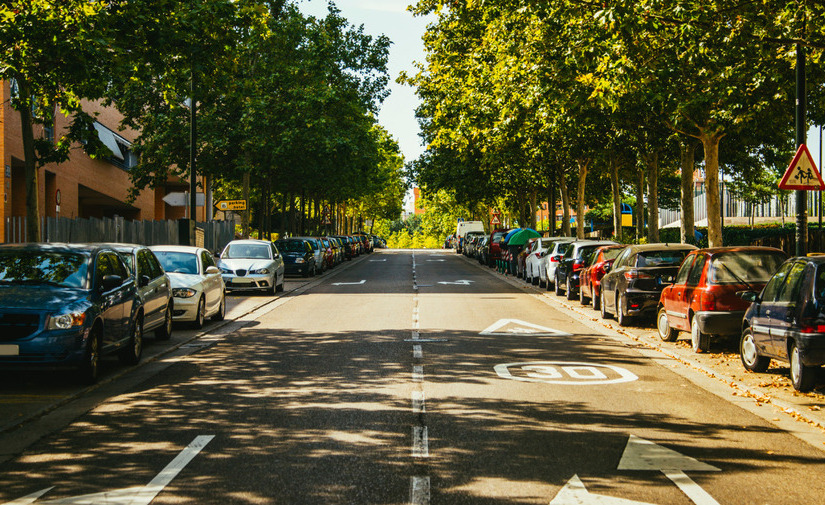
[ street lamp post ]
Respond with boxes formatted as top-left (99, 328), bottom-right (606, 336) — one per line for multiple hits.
top-left (795, 42), bottom-right (807, 257)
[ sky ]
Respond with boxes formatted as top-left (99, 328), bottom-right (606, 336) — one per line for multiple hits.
top-left (299, 0), bottom-right (432, 165)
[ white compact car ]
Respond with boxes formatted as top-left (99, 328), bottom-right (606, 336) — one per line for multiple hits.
top-left (218, 239), bottom-right (285, 295)
top-left (524, 238), bottom-right (560, 288)
top-left (150, 245), bottom-right (226, 328)
top-left (542, 239), bottom-right (576, 291)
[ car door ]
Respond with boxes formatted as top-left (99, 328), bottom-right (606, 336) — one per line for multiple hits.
top-left (752, 261), bottom-right (793, 358)
top-left (603, 248), bottom-right (631, 312)
top-left (664, 254), bottom-right (697, 332)
top-left (94, 252), bottom-right (129, 348)
top-left (140, 248), bottom-right (169, 329)
top-left (271, 243), bottom-right (283, 280)
top-left (682, 253), bottom-right (708, 330)
top-left (200, 250), bottom-right (221, 314)
top-left (767, 260), bottom-right (807, 360)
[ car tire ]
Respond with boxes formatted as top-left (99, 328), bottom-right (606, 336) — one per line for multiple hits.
top-left (211, 293), bottom-right (226, 321)
top-left (740, 327), bottom-right (770, 373)
top-left (657, 307), bottom-right (678, 342)
top-left (600, 293), bottom-right (612, 319)
top-left (77, 326), bottom-right (101, 384)
top-left (690, 314), bottom-right (710, 353)
top-left (276, 275), bottom-right (285, 293)
top-left (790, 342), bottom-right (816, 392)
top-left (155, 304), bottom-right (173, 341)
top-left (566, 282), bottom-right (577, 300)
top-left (579, 285), bottom-right (589, 305)
top-left (616, 293), bottom-right (630, 326)
top-left (193, 297), bottom-right (205, 329)
top-left (592, 286), bottom-right (600, 311)
top-left (119, 315), bottom-right (143, 365)
top-left (554, 275), bottom-right (563, 296)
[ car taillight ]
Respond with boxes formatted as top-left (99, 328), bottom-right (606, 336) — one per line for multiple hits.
top-left (572, 259), bottom-right (585, 272)
top-left (595, 264), bottom-right (604, 276)
top-left (624, 270), bottom-right (652, 280)
top-left (550, 256), bottom-right (559, 263)
top-left (699, 291), bottom-right (716, 311)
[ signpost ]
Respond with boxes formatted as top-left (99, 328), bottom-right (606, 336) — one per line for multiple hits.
top-left (214, 199), bottom-right (247, 212)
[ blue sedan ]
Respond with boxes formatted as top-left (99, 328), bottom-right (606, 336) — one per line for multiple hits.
top-left (0, 243), bottom-right (143, 383)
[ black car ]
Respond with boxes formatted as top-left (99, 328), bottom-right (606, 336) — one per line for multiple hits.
top-left (554, 240), bottom-right (618, 300)
top-left (333, 236), bottom-right (355, 260)
top-left (275, 239), bottom-right (317, 277)
top-left (740, 255), bottom-right (825, 391)
top-left (0, 243), bottom-right (143, 383)
top-left (599, 243), bottom-right (697, 326)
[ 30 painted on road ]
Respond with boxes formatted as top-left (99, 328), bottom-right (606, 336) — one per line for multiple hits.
top-left (495, 361), bottom-right (639, 385)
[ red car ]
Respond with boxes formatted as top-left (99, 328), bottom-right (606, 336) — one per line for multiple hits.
top-left (656, 246), bottom-right (787, 353)
top-left (579, 244), bottom-right (626, 309)
top-left (486, 228), bottom-right (511, 267)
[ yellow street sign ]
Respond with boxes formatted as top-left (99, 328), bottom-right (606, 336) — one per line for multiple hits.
top-left (215, 199), bottom-right (247, 211)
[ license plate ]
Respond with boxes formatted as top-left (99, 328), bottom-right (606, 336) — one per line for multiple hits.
top-left (0, 345), bottom-right (19, 356)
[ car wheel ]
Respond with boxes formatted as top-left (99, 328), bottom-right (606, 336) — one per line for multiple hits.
top-left (600, 293), bottom-right (612, 319)
top-left (155, 304), bottom-right (173, 341)
top-left (579, 285), bottom-right (589, 305)
top-left (276, 274), bottom-right (285, 292)
top-left (193, 297), bottom-right (205, 329)
top-left (690, 314), bottom-right (710, 353)
top-left (554, 275), bottom-right (563, 296)
top-left (211, 292), bottom-right (226, 321)
top-left (657, 307), bottom-right (678, 342)
top-left (790, 342), bottom-right (816, 392)
top-left (616, 293), bottom-right (630, 326)
top-left (740, 327), bottom-right (770, 372)
top-left (119, 315), bottom-right (143, 365)
top-left (77, 326), bottom-right (101, 384)
top-left (302, 265), bottom-right (310, 278)
top-left (566, 281), bottom-right (577, 300)
top-left (592, 290), bottom-right (600, 310)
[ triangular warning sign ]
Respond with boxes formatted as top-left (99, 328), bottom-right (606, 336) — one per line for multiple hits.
top-left (480, 319), bottom-right (571, 336)
top-left (779, 144), bottom-right (825, 190)
top-left (617, 435), bottom-right (720, 472)
top-left (491, 216), bottom-right (501, 225)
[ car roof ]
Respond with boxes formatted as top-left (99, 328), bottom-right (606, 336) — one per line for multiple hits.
top-left (0, 242), bottom-right (104, 254)
top-left (626, 243), bottom-right (698, 252)
top-left (150, 245), bottom-right (204, 254)
top-left (692, 246), bottom-right (786, 256)
top-left (225, 239), bottom-right (271, 245)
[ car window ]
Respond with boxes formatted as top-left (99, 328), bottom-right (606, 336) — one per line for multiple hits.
top-left (761, 261), bottom-right (793, 302)
top-left (272, 244), bottom-right (280, 257)
top-left (147, 251), bottom-right (165, 278)
top-left (137, 249), bottom-right (154, 279)
top-left (96, 252), bottom-right (125, 289)
top-left (709, 251), bottom-right (787, 284)
top-left (613, 248), bottom-right (632, 268)
top-left (224, 243), bottom-right (271, 259)
top-left (603, 247), bottom-right (624, 261)
top-left (578, 246), bottom-right (598, 261)
top-left (775, 261), bottom-right (807, 304)
top-left (276, 240), bottom-right (309, 253)
top-left (0, 249), bottom-right (89, 289)
top-left (201, 251), bottom-right (215, 270)
top-left (636, 250), bottom-right (690, 267)
top-left (815, 265), bottom-right (825, 301)
top-left (686, 254), bottom-right (707, 286)
top-left (556, 243), bottom-right (571, 256)
top-left (675, 255), bottom-right (695, 285)
top-left (154, 251), bottom-right (199, 275)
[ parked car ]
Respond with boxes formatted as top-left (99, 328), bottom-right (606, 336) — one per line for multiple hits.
top-left (543, 239), bottom-right (576, 291)
top-left (579, 244), bottom-right (627, 309)
top-left (217, 240), bottom-right (285, 295)
top-left (0, 243), bottom-right (143, 383)
top-left (486, 228), bottom-right (511, 267)
top-left (333, 235), bottom-right (354, 260)
top-left (464, 231), bottom-right (485, 257)
top-left (108, 243), bottom-right (174, 340)
top-left (152, 245), bottom-right (226, 327)
top-left (599, 243), bottom-right (697, 326)
top-left (657, 246), bottom-right (787, 353)
top-left (477, 235), bottom-right (490, 264)
top-left (739, 255), bottom-right (825, 391)
top-left (554, 240), bottom-right (619, 300)
top-left (319, 237), bottom-right (337, 268)
top-left (296, 237), bottom-right (326, 274)
top-left (275, 238), bottom-right (317, 277)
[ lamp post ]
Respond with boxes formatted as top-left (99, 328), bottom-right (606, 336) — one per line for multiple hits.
top-left (795, 41), bottom-right (807, 256)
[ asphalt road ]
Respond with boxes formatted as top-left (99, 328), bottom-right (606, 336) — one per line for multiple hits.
top-left (0, 250), bottom-right (824, 505)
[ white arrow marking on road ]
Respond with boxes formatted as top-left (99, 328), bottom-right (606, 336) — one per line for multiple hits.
top-left (3, 488), bottom-right (53, 505)
top-left (549, 475), bottom-right (657, 505)
top-left (618, 435), bottom-right (720, 505)
top-left (480, 318), bottom-right (572, 337)
top-left (369, 259), bottom-right (387, 262)
top-left (331, 280), bottom-right (366, 286)
top-left (437, 279), bottom-right (472, 285)
top-left (7, 435), bottom-right (214, 505)
top-left (426, 259), bottom-right (445, 262)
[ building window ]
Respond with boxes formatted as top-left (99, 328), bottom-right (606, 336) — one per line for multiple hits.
top-left (93, 121), bottom-right (138, 170)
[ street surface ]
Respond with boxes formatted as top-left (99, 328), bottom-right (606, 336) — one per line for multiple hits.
top-left (1, 250), bottom-right (824, 505)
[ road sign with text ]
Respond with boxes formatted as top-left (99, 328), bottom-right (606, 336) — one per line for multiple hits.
top-left (215, 199), bottom-right (247, 211)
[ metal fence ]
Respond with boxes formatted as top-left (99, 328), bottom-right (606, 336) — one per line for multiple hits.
top-left (4, 216), bottom-right (236, 252)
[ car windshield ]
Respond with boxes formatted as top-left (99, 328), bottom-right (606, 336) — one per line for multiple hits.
top-left (636, 250), bottom-right (690, 267)
top-left (223, 243), bottom-right (271, 259)
top-left (276, 240), bottom-right (306, 253)
top-left (709, 251), bottom-right (787, 284)
top-left (492, 232), bottom-right (506, 242)
top-left (603, 247), bottom-right (624, 261)
top-left (0, 250), bottom-right (89, 289)
top-left (154, 251), bottom-right (199, 275)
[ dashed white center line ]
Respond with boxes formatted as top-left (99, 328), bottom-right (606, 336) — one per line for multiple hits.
top-left (412, 390), bottom-right (426, 413)
top-left (412, 365), bottom-right (424, 382)
top-left (413, 345), bottom-right (423, 359)
top-left (410, 476), bottom-right (430, 505)
top-left (410, 252), bottom-right (430, 505)
top-left (412, 426), bottom-right (429, 457)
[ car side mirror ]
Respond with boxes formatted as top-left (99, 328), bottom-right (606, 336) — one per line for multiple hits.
top-left (603, 264), bottom-right (611, 273)
top-left (205, 266), bottom-right (220, 275)
top-left (737, 290), bottom-right (760, 303)
top-left (139, 275), bottom-right (151, 288)
top-left (101, 274), bottom-right (123, 291)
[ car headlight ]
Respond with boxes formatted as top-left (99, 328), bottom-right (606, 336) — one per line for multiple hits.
top-left (250, 268), bottom-right (270, 274)
top-left (295, 258), bottom-right (305, 263)
top-left (47, 312), bottom-right (86, 330)
top-left (172, 288), bottom-right (197, 298)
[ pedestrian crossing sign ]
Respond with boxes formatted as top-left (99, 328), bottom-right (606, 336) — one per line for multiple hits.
top-left (779, 144), bottom-right (825, 190)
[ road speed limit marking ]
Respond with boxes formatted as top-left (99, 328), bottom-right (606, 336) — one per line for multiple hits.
top-left (494, 361), bottom-right (638, 385)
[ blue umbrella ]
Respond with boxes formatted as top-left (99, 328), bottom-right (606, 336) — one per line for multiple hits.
top-left (502, 228), bottom-right (521, 243)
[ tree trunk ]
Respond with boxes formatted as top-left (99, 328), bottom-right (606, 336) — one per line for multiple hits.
top-left (18, 80), bottom-right (41, 242)
top-left (560, 170), bottom-right (571, 236)
top-left (242, 170), bottom-right (250, 239)
top-left (529, 190), bottom-right (538, 230)
top-left (610, 154), bottom-right (622, 241)
top-left (644, 150), bottom-right (660, 243)
top-left (635, 167), bottom-right (645, 241)
top-left (680, 140), bottom-right (697, 244)
top-left (547, 176), bottom-right (556, 235)
top-left (700, 131), bottom-right (725, 247)
top-left (576, 159), bottom-right (590, 239)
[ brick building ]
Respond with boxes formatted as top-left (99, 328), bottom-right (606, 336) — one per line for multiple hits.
top-left (0, 80), bottom-right (204, 241)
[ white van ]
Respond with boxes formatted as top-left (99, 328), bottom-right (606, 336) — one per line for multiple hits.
top-left (455, 221), bottom-right (485, 253)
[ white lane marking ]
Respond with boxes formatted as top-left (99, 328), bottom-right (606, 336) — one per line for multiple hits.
top-left (412, 365), bottom-right (424, 382)
top-left (411, 330), bottom-right (420, 340)
top-left (2, 488), bottom-right (54, 505)
top-left (663, 470), bottom-right (721, 505)
top-left (549, 475), bottom-right (656, 505)
top-left (437, 279), bottom-right (472, 285)
top-left (331, 280), bottom-right (366, 286)
top-left (412, 426), bottom-right (429, 457)
top-left (412, 391), bottom-right (425, 413)
top-left (413, 345), bottom-right (423, 359)
top-left (480, 318), bottom-right (572, 336)
top-left (495, 361), bottom-right (638, 385)
top-left (410, 476), bottom-right (430, 505)
top-left (369, 259), bottom-right (387, 262)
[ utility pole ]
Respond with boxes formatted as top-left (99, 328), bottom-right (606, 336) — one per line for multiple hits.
top-left (795, 41), bottom-right (807, 256)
